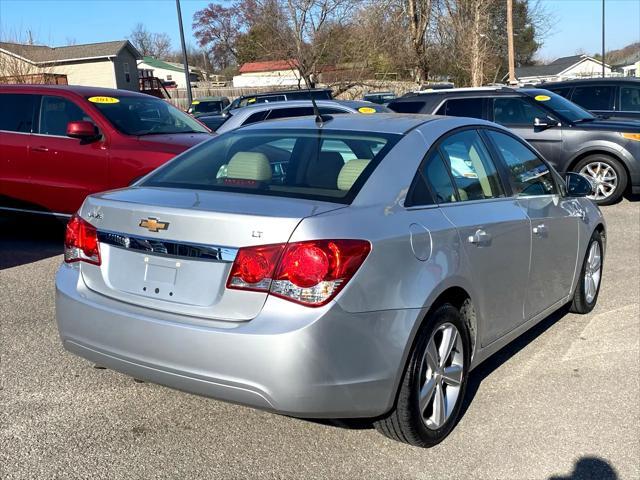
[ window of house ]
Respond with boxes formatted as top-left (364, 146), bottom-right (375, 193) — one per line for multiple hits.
top-left (0, 93), bottom-right (39, 133)
top-left (486, 130), bottom-right (557, 196)
top-left (166, 75), bottom-right (172, 81)
top-left (123, 62), bottom-right (130, 83)
top-left (571, 85), bottom-right (614, 111)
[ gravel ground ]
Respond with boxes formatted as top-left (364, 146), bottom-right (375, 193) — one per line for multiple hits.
top-left (1, 199), bottom-right (638, 480)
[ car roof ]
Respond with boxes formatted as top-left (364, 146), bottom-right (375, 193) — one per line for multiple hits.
top-left (238, 88), bottom-right (332, 99)
top-left (536, 77), bottom-right (640, 87)
top-left (0, 84), bottom-right (149, 98)
top-left (194, 96), bottom-right (227, 102)
top-left (229, 99), bottom-right (363, 113)
top-left (390, 86), bottom-right (542, 103)
top-left (237, 113), bottom-right (455, 135)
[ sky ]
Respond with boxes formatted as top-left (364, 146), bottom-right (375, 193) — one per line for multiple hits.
top-left (0, 0), bottom-right (638, 62)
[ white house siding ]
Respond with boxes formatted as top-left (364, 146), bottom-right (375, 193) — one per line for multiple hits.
top-left (233, 69), bottom-right (301, 88)
top-left (563, 59), bottom-right (611, 78)
top-left (49, 59), bottom-right (115, 88)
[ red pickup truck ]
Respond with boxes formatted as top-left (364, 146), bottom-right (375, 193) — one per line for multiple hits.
top-left (0, 85), bottom-right (212, 216)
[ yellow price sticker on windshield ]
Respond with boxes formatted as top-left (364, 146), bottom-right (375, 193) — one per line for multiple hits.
top-left (247, 98), bottom-right (257, 104)
top-left (358, 107), bottom-right (376, 114)
top-left (88, 96), bottom-right (120, 104)
top-left (534, 95), bottom-right (551, 102)
top-left (191, 100), bottom-right (200, 105)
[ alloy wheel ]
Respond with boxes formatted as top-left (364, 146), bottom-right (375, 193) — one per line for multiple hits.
top-left (579, 161), bottom-right (618, 201)
top-left (584, 241), bottom-right (602, 304)
top-left (418, 322), bottom-right (464, 430)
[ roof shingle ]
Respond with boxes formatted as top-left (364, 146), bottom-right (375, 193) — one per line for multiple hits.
top-left (0, 40), bottom-right (140, 64)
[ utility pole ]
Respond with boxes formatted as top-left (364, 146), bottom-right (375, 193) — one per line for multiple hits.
top-left (507, 0), bottom-right (516, 85)
top-left (601, 0), bottom-right (606, 78)
top-left (176, 0), bottom-right (193, 104)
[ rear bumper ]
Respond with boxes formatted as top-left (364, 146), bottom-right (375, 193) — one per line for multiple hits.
top-left (55, 264), bottom-right (420, 418)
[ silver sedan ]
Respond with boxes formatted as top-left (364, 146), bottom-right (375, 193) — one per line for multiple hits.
top-left (56, 114), bottom-right (605, 447)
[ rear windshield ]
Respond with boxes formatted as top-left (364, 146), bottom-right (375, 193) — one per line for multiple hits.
top-left (191, 101), bottom-right (224, 114)
top-left (142, 128), bottom-right (400, 203)
top-left (88, 95), bottom-right (209, 135)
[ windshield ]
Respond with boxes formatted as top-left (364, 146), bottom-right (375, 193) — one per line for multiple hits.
top-left (523, 89), bottom-right (595, 123)
top-left (191, 101), bottom-right (224, 114)
top-left (88, 96), bottom-right (209, 135)
top-left (142, 128), bottom-right (400, 204)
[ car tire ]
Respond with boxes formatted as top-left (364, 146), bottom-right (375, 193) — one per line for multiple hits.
top-left (573, 154), bottom-right (628, 205)
top-left (570, 230), bottom-right (604, 314)
top-left (374, 303), bottom-right (470, 447)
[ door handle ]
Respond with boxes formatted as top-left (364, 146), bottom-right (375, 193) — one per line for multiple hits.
top-left (532, 224), bottom-right (547, 236)
top-left (467, 229), bottom-right (491, 245)
top-left (32, 146), bottom-right (49, 152)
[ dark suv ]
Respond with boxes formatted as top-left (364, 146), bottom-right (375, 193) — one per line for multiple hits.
top-left (388, 87), bottom-right (640, 204)
top-left (535, 78), bottom-right (640, 121)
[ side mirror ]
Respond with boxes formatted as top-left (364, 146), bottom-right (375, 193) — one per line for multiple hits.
top-left (67, 121), bottom-right (98, 140)
top-left (533, 117), bottom-right (556, 130)
top-left (565, 172), bottom-right (595, 197)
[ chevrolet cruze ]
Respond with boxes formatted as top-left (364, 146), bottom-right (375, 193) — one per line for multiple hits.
top-left (56, 114), bottom-right (605, 447)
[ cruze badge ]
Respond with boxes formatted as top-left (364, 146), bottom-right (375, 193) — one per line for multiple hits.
top-left (139, 217), bottom-right (170, 233)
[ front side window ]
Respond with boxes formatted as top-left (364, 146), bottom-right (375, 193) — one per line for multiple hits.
top-left (143, 129), bottom-right (399, 204)
top-left (437, 98), bottom-right (484, 119)
top-left (0, 93), bottom-right (39, 133)
top-left (571, 85), bottom-right (614, 111)
top-left (39, 96), bottom-right (92, 136)
top-left (486, 130), bottom-right (557, 196)
top-left (492, 97), bottom-right (549, 126)
top-left (548, 87), bottom-right (572, 99)
top-left (438, 130), bottom-right (505, 201)
top-left (620, 86), bottom-right (640, 112)
top-left (88, 95), bottom-right (209, 135)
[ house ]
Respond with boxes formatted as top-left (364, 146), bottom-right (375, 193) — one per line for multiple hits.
top-left (512, 54), bottom-right (611, 85)
top-left (233, 60), bottom-right (301, 88)
top-left (0, 40), bottom-right (141, 90)
top-left (137, 56), bottom-right (201, 89)
top-left (615, 52), bottom-right (640, 78)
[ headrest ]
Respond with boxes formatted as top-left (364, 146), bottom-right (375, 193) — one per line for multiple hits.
top-left (226, 152), bottom-right (272, 182)
top-left (337, 159), bottom-right (370, 191)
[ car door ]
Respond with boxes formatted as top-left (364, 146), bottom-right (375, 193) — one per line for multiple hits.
top-left (490, 96), bottom-right (564, 171)
top-left (418, 128), bottom-right (532, 346)
top-left (485, 129), bottom-right (579, 319)
top-left (28, 94), bottom-right (109, 214)
top-left (570, 84), bottom-right (616, 118)
top-left (0, 92), bottom-right (40, 209)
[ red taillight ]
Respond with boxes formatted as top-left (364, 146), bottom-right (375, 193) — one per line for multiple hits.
top-left (64, 214), bottom-right (101, 266)
top-left (226, 240), bottom-right (370, 307)
top-left (226, 244), bottom-right (285, 291)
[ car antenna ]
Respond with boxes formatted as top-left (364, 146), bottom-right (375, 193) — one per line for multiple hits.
top-left (305, 77), bottom-right (326, 127)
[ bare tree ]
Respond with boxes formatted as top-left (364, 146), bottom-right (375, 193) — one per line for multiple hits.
top-left (0, 31), bottom-right (55, 83)
top-left (129, 23), bottom-right (172, 58)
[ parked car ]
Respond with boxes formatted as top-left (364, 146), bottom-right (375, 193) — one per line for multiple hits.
top-left (0, 85), bottom-right (212, 216)
top-left (56, 113), bottom-right (604, 448)
top-left (208, 100), bottom-right (391, 134)
top-left (388, 87), bottom-right (640, 204)
top-left (363, 91), bottom-right (397, 105)
top-left (187, 96), bottom-right (230, 117)
top-left (161, 80), bottom-right (177, 89)
top-left (199, 88), bottom-right (334, 132)
top-left (535, 78), bottom-right (640, 121)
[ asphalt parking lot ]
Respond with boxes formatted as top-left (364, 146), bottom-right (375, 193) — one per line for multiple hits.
top-left (1, 199), bottom-right (638, 480)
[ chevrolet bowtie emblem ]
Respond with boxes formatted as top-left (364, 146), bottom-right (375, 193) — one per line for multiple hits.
top-left (139, 217), bottom-right (169, 233)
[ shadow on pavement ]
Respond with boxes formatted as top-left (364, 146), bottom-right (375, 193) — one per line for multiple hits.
top-left (548, 456), bottom-right (618, 480)
top-left (0, 214), bottom-right (66, 270)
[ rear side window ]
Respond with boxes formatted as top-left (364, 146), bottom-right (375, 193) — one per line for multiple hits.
top-left (143, 129), bottom-right (400, 204)
top-left (419, 151), bottom-right (457, 204)
top-left (486, 130), bottom-right (557, 196)
top-left (242, 111), bottom-right (269, 126)
top-left (388, 101), bottom-right (426, 114)
top-left (437, 98), bottom-right (484, 119)
top-left (0, 93), bottom-right (39, 133)
top-left (39, 96), bottom-right (91, 136)
top-left (620, 86), bottom-right (640, 112)
top-left (439, 130), bottom-right (505, 201)
top-left (571, 85), bottom-right (614, 111)
top-left (266, 107), bottom-right (314, 120)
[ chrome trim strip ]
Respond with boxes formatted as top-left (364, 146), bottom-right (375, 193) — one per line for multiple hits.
top-left (0, 206), bottom-right (72, 218)
top-left (97, 230), bottom-right (238, 263)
